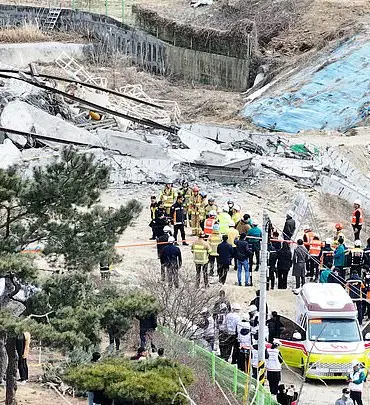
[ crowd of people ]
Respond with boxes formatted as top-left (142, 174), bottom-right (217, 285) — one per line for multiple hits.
top-left (148, 183), bottom-right (370, 403)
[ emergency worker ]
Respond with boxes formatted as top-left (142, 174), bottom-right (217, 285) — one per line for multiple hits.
top-left (349, 240), bottom-right (364, 275)
top-left (308, 236), bottom-right (322, 282)
top-left (191, 232), bottom-right (212, 288)
top-left (303, 225), bottom-right (314, 248)
top-left (208, 224), bottom-right (222, 277)
top-left (159, 183), bottom-right (176, 215)
top-left (236, 314), bottom-right (251, 372)
top-left (333, 223), bottom-right (346, 248)
top-left (189, 186), bottom-right (203, 236)
top-left (204, 210), bottom-right (217, 236)
top-left (204, 197), bottom-right (218, 217)
top-left (218, 206), bottom-right (232, 235)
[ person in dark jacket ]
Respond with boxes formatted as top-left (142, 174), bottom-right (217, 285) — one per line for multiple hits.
top-left (346, 270), bottom-right (364, 325)
top-left (268, 231), bottom-right (281, 290)
top-left (292, 239), bottom-right (307, 289)
top-left (249, 290), bottom-right (268, 314)
top-left (139, 313), bottom-right (158, 351)
top-left (235, 233), bottom-right (252, 286)
top-left (322, 238), bottom-right (334, 269)
top-left (283, 212), bottom-right (296, 241)
top-left (161, 236), bottom-right (182, 288)
top-left (170, 195), bottom-right (189, 245)
top-left (266, 311), bottom-right (284, 343)
top-left (149, 195), bottom-right (158, 240)
top-left (154, 201), bottom-right (168, 237)
top-left (363, 238), bottom-right (370, 266)
top-left (276, 242), bottom-right (292, 289)
top-left (157, 225), bottom-right (172, 281)
top-left (217, 235), bottom-right (234, 284)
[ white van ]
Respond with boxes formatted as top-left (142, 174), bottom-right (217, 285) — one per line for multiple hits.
top-left (277, 283), bottom-right (370, 380)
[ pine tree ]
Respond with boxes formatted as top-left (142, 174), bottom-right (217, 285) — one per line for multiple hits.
top-left (0, 147), bottom-right (143, 404)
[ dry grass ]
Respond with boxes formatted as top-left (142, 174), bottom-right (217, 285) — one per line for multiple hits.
top-left (0, 25), bottom-right (49, 43)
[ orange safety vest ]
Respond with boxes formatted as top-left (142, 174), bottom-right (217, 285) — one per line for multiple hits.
top-left (304, 231), bottom-right (314, 247)
top-left (309, 240), bottom-right (322, 256)
top-left (351, 208), bottom-right (364, 226)
top-left (204, 218), bottom-right (215, 235)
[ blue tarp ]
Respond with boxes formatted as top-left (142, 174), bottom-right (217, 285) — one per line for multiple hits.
top-left (242, 38), bottom-right (370, 133)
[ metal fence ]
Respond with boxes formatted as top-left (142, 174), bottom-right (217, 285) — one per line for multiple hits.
top-left (158, 327), bottom-right (279, 405)
top-left (2, 0), bottom-right (132, 24)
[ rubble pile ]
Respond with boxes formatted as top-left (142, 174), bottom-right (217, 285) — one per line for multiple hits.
top-left (0, 52), bottom-right (367, 210)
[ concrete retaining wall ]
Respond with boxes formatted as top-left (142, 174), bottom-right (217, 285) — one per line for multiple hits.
top-left (0, 4), bottom-right (250, 90)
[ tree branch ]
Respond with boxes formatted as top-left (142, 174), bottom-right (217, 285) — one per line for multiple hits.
top-left (7, 275), bottom-right (21, 299)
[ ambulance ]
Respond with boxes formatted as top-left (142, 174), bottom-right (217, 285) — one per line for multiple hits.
top-left (278, 283), bottom-right (370, 379)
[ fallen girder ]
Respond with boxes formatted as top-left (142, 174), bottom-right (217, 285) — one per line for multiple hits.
top-left (0, 72), bottom-right (179, 134)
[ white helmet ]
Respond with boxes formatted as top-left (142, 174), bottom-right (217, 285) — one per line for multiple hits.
top-left (168, 236), bottom-right (175, 243)
top-left (209, 210), bottom-right (217, 217)
top-left (351, 359), bottom-right (360, 368)
top-left (325, 238), bottom-right (332, 245)
top-left (229, 221), bottom-right (235, 227)
top-left (303, 225), bottom-right (310, 231)
top-left (234, 204), bottom-right (241, 211)
top-left (354, 199), bottom-right (362, 206)
top-left (163, 226), bottom-right (171, 233)
top-left (248, 304), bottom-right (257, 313)
top-left (232, 303), bottom-right (241, 311)
top-left (201, 307), bottom-right (208, 314)
top-left (354, 240), bottom-right (362, 247)
top-left (223, 205), bottom-right (229, 212)
top-left (287, 210), bottom-right (294, 218)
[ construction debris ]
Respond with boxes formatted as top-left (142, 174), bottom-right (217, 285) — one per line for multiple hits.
top-left (0, 50), bottom-right (367, 216)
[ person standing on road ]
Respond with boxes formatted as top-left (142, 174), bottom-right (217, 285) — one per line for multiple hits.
top-left (161, 236), bottom-right (182, 288)
top-left (276, 242), bottom-right (292, 289)
top-left (352, 200), bottom-right (364, 241)
top-left (157, 225), bottom-right (172, 282)
top-left (198, 307), bottom-right (215, 351)
top-left (225, 303), bottom-right (241, 363)
top-left (266, 341), bottom-right (283, 396)
top-left (347, 360), bottom-right (366, 405)
top-left (247, 221), bottom-right (262, 272)
top-left (235, 233), bottom-right (252, 286)
top-left (292, 239), bottom-right (307, 289)
top-left (267, 231), bottom-right (281, 290)
top-left (208, 224), bottom-right (222, 277)
top-left (227, 220), bottom-right (240, 270)
top-left (216, 303), bottom-right (230, 361)
top-left (217, 234), bottom-right (234, 284)
top-left (149, 195), bottom-right (158, 240)
top-left (170, 194), bottom-right (189, 245)
top-left (334, 388), bottom-right (354, 405)
top-left (191, 232), bottom-right (212, 288)
top-left (283, 211), bottom-right (295, 240)
top-left (334, 236), bottom-right (346, 280)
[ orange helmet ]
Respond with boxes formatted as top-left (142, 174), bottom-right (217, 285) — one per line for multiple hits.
top-left (193, 185), bottom-right (200, 192)
top-left (335, 223), bottom-right (343, 230)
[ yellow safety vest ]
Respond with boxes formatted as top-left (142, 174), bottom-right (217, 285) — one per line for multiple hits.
top-left (209, 233), bottom-right (222, 256)
top-left (160, 188), bottom-right (176, 208)
top-left (192, 242), bottom-right (210, 264)
top-left (232, 212), bottom-right (242, 225)
top-left (227, 228), bottom-right (240, 248)
top-left (217, 212), bottom-right (232, 234)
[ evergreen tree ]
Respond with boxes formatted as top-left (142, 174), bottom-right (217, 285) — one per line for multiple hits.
top-left (0, 147), bottom-right (143, 404)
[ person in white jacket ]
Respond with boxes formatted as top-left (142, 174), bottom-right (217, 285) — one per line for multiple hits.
top-left (236, 314), bottom-right (251, 372)
top-left (266, 341), bottom-right (283, 395)
top-left (225, 303), bottom-right (241, 363)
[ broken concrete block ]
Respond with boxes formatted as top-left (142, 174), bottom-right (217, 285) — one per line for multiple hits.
top-left (177, 128), bottom-right (221, 152)
top-left (0, 139), bottom-right (21, 168)
top-left (96, 129), bottom-right (168, 159)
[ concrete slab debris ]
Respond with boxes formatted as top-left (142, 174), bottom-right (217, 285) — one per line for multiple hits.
top-left (0, 138), bottom-right (21, 168)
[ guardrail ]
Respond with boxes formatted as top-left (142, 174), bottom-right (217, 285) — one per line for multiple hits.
top-left (158, 326), bottom-right (279, 405)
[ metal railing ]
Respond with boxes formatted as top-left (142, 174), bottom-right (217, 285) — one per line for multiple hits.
top-left (158, 327), bottom-right (279, 405)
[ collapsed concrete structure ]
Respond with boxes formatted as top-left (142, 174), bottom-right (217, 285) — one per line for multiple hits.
top-left (0, 49), bottom-right (369, 213)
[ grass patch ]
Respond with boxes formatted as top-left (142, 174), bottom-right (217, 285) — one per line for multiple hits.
top-left (0, 24), bottom-right (49, 43)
